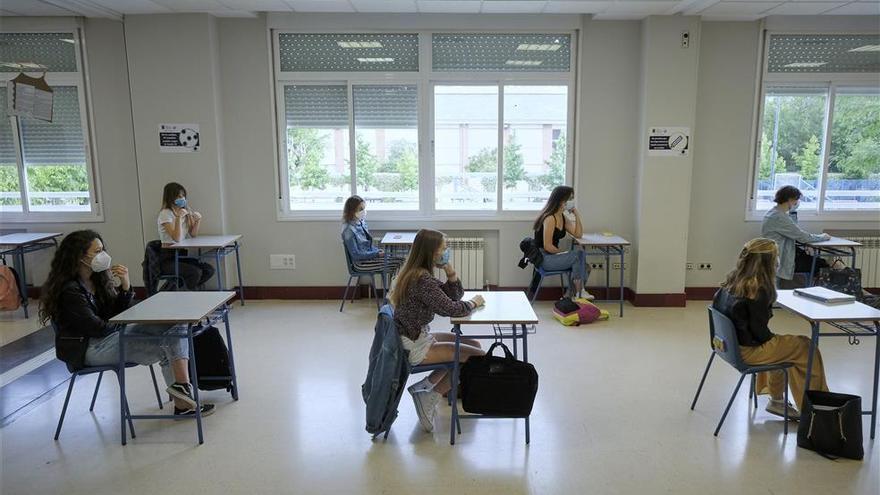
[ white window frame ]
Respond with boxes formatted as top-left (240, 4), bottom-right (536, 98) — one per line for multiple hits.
top-left (747, 30), bottom-right (880, 222)
top-left (0, 27), bottom-right (102, 223)
top-left (272, 29), bottom-right (577, 221)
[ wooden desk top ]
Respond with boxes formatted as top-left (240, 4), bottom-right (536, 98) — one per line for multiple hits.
top-left (109, 291), bottom-right (235, 324)
top-left (451, 291), bottom-right (539, 325)
top-left (776, 290), bottom-right (880, 323)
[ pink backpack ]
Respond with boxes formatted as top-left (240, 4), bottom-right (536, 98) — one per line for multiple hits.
top-left (0, 265), bottom-right (22, 311)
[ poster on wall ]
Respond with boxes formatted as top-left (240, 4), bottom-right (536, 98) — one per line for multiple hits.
top-left (648, 127), bottom-right (689, 157)
top-left (159, 124), bottom-right (200, 152)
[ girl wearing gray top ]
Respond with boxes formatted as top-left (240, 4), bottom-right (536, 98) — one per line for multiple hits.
top-left (760, 186), bottom-right (829, 287)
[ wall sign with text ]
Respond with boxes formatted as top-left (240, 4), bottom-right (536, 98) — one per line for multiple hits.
top-left (159, 124), bottom-right (200, 152)
top-left (648, 127), bottom-right (689, 157)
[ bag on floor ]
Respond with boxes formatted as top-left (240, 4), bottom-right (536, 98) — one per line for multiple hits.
top-left (0, 263), bottom-right (22, 311)
top-left (797, 390), bottom-right (863, 460)
top-left (817, 259), bottom-right (863, 297)
top-left (795, 246), bottom-right (829, 276)
top-left (193, 326), bottom-right (233, 391)
top-left (552, 297), bottom-right (609, 326)
top-left (460, 342), bottom-right (538, 417)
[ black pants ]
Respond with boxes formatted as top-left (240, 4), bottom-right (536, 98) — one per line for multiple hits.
top-left (159, 255), bottom-right (215, 290)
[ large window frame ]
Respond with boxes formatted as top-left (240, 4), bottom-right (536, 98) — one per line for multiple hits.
top-left (0, 27), bottom-right (102, 223)
top-left (748, 31), bottom-right (880, 222)
top-left (272, 30), bottom-right (577, 221)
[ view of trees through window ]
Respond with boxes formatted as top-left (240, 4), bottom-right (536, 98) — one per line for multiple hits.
top-left (757, 88), bottom-right (879, 211)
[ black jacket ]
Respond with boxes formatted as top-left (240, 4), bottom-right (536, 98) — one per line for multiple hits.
top-left (712, 287), bottom-right (774, 347)
top-left (54, 280), bottom-right (134, 372)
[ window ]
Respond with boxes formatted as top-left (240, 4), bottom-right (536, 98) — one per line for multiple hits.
top-left (0, 31), bottom-right (97, 220)
top-left (274, 31), bottom-right (574, 217)
top-left (752, 34), bottom-right (880, 216)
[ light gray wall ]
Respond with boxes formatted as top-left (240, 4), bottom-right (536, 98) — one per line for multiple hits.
top-left (685, 21), bottom-right (880, 288)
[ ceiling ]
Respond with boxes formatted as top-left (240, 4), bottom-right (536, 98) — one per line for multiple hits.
top-left (0, 0), bottom-right (877, 21)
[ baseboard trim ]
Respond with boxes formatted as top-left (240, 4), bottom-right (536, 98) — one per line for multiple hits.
top-left (631, 293), bottom-right (687, 307)
top-left (685, 287), bottom-right (718, 301)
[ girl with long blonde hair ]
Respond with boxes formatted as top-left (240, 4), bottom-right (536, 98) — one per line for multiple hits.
top-left (389, 229), bottom-right (485, 432)
top-left (712, 238), bottom-right (829, 418)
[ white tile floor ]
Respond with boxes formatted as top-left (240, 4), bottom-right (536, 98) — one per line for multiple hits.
top-left (1, 299), bottom-right (878, 494)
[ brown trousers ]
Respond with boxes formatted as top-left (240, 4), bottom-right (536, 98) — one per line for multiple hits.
top-left (739, 334), bottom-right (829, 410)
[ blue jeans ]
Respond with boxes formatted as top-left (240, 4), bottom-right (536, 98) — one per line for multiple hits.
top-left (84, 324), bottom-right (189, 387)
top-left (540, 249), bottom-right (590, 295)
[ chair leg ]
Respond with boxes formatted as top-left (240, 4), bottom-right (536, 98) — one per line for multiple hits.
top-left (530, 275), bottom-right (544, 304)
top-left (690, 353), bottom-right (715, 410)
top-left (339, 276), bottom-right (353, 312)
top-left (54, 374), bottom-right (77, 440)
top-left (783, 369), bottom-right (789, 436)
top-left (89, 371), bottom-right (104, 412)
top-left (370, 276), bottom-right (379, 310)
top-left (148, 365), bottom-right (163, 410)
top-left (714, 373), bottom-right (747, 436)
top-left (750, 374), bottom-right (758, 409)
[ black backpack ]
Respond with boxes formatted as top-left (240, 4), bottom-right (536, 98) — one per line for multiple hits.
top-left (193, 326), bottom-right (233, 391)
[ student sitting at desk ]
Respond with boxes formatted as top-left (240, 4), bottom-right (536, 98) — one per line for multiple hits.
top-left (157, 182), bottom-right (215, 290)
top-left (534, 185), bottom-right (593, 299)
top-left (761, 185), bottom-right (830, 289)
top-left (389, 229), bottom-right (485, 432)
top-left (712, 237), bottom-right (829, 418)
top-left (341, 195), bottom-right (403, 274)
top-left (40, 230), bottom-right (214, 417)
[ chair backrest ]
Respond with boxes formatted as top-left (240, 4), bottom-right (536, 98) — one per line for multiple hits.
top-left (707, 306), bottom-right (747, 371)
top-left (142, 240), bottom-right (163, 295)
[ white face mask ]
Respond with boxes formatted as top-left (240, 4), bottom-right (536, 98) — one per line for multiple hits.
top-left (85, 251), bottom-right (112, 273)
top-left (565, 199), bottom-right (576, 212)
top-left (356, 209), bottom-right (366, 220)
top-left (790, 200), bottom-right (799, 212)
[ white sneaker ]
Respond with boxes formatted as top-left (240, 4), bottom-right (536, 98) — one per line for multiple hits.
top-left (410, 390), bottom-right (442, 432)
top-left (579, 290), bottom-right (595, 301)
top-left (407, 377), bottom-right (433, 395)
top-left (766, 399), bottom-right (799, 421)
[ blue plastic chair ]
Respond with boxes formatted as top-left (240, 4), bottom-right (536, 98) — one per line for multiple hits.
top-left (52, 323), bottom-right (164, 440)
top-left (340, 240), bottom-right (385, 312)
top-left (529, 266), bottom-right (573, 304)
top-left (690, 307), bottom-right (794, 436)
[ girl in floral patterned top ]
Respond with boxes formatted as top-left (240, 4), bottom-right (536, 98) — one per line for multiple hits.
top-left (389, 229), bottom-right (485, 432)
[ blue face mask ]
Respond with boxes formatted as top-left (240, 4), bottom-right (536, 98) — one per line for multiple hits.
top-left (436, 248), bottom-right (450, 267)
top-left (174, 197), bottom-right (187, 208)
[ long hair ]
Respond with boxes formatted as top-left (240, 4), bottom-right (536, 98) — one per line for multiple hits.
top-left (389, 229), bottom-right (445, 308)
top-left (533, 185), bottom-right (574, 231)
top-left (342, 195), bottom-right (364, 223)
top-left (720, 238), bottom-right (778, 302)
top-left (39, 230), bottom-right (116, 325)
top-left (161, 182), bottom-right (187, 211)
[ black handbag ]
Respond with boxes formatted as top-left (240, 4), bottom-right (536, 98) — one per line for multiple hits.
top-left (193, 326), bottom-right (233, 391)
top-left (460, 342), bottom-right (538, 417)
top-left (817, 259), bottom-right (863, 297)
top-left (797, 391), bottom-right (864, 460)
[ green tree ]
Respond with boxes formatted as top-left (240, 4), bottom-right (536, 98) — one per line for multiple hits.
top-left (540, 133), bottom-right (566, 188)
top-left (287, 128), bottom-right (329, 190)
top-left (503, 135), bottom-right (526, 189)
top-left (758, 132), bottom-right (786, 181)
top-left (354, 134), bottom-right (379, 191)
top-left (387, 140), bottom-right (418, 191)
top-left (838, 139), bottom-right (880, 179)
top-left (794, 135), bottom-right (821, 181)
top-left (466, 147), bottom-right (496, 173)
top-left (829, 94), bottom-right (880, 179)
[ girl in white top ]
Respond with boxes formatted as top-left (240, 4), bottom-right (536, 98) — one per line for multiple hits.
top-left (157, 182), bottom-right (214, 290)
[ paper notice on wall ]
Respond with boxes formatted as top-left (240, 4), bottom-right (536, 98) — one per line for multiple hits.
top-left (159, 124), bottom-right (200, 152)
top-left (648, 127), bottom-right (689, 157)
top-left (7, 76), bottom-right (54, 122)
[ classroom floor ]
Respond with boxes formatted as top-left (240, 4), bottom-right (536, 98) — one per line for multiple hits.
top-left (1, 299), bottom-right (878, 495)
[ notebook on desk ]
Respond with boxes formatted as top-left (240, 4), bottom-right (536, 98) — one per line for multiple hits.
top-left (793, 286), bottom-right (856, 304)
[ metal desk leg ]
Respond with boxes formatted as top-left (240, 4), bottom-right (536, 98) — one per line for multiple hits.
top-left (119, 327), bottom-right (127, 445)
top-left (17, 247), bottom-right (28, 318)
top-left (215, 249), bottom-right (224, 291)
top-left (187, 324), bottom-right (204, 444)
top-left (522, 323), bottom-right (530, 445)
top-left (619, 247), bottom-right (625, 317)
top-left (808, 251), bottom-right (819, 287)
top-left (174, 250), bottom-right (180, 289)
top-left (850, 247), bottom-right (857, 274)
top-left (223, 308), bottom-right (240, 400)
top-left (872, 321), bottom-right (880, 439)
top-left (802, 321), bottom-right (820, 405)
top-left (450, 324), bottom-right (461, 446)
top-left (234, 242), bottom-right (245, 305)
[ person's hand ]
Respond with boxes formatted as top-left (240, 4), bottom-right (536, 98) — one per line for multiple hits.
top-left (190, 211), bottom-right (202, 222)
top-left (821, 233), bottom-right (831, 241)
top-left (173, 207), bottom-right (188, 218)
top-left (110, 265), bottom-right (130, 291)
top-left (378, 249), bottom-right (385, 257)
top-left (442, 262), bottom-right (456, 277)
top-left (469, 295), bottom-right (485, 308)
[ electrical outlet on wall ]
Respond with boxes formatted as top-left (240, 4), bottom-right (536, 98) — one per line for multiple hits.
top-left (698, 263), bottom-right (712, 271)
top-left (686, 263), bottom-right (694, 270)
top-left (612, 262), bottom-right (627, 270)
top-left (590, 263), bottom-right (604, 270)
top-left (270, 254), bottom-right (296, 270)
